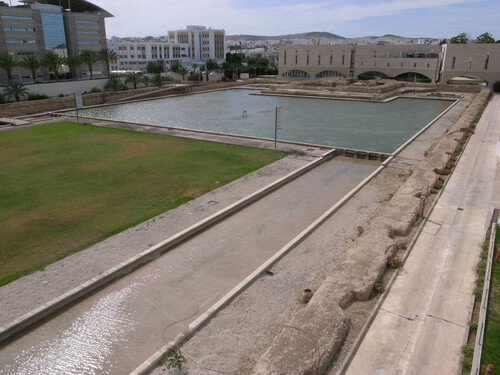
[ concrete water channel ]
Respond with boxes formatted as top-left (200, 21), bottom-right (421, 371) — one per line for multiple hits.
top-left (0, 89), bottom-right (457, 374)
top-left (0, 156), bottom-right (379, 374)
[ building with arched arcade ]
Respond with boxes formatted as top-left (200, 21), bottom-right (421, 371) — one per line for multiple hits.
top-left (278, 43), bottom-right (500, 90)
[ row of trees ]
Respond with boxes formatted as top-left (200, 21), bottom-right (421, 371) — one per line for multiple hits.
top-left (222, 52), bottom-right (277, 79)
top-left (0, 48), bottom-right (117, 84)
top-left (444, 32), bottom-right (500, 44)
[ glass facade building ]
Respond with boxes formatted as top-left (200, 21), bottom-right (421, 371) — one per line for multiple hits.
top-left (34, 4), bottom-right (67, 54)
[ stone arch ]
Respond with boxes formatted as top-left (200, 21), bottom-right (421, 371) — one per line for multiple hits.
top-left (493, 81), bottom-right (500, 93)
top-left (282, 70), bottom-right (311, 79)
top-left (315, 70), bottom-right (345, 79)
top-left (395, 72), bottom-right (431, 83)
top-left (357, 71), bottom-right (389, 80)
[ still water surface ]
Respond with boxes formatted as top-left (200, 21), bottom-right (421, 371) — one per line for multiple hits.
top-left (71, 89), bottom-right (452, 153)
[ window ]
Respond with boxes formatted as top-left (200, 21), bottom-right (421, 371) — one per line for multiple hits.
top-left (306, 50), bottom-right (309, 65)
top-left (79, 40), bottom-right (101, 45)
top-left (76, 19), bottom-right (98, 24)
top-left (342, 54), bottom-right (345, 65)
top-left (295, 50), bottom-right (298, 65)
top-left (4, 26), bottom-right (35, 32)
top-left (284, 50), bottom-right (287, 65)
top-left (451, 56), bottom-right (456, 69)
top-left (77, 30), bottom-right (100, 34)
top-left (468, 56), bottom-right (472, 70)
top-left (330, 54), bottom-right (333, 66)
top-left (485, 54), bottom-right (490, 70)
top-left (1, 14), bottom-right (32, 20)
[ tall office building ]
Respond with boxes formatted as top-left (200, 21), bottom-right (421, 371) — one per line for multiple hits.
top-left (0, 0), bottom-right (112, 83)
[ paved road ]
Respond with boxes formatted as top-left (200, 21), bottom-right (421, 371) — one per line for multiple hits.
top-left (346, 94), bottom-right (500, 374)
top-left (0, 156), bottom-right (379, 375)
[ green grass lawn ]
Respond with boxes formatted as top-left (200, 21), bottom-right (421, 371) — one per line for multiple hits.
top-left (481, 226), bottom-right (500, 371)
top-left (0, 121), bottom-right (285, 285)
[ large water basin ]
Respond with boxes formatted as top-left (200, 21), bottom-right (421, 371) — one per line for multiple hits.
top-left (70, 89), bottom-right (453, 153)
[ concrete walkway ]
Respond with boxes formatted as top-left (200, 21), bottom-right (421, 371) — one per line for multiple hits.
top-left (346, 94), bottom-right (500, 374)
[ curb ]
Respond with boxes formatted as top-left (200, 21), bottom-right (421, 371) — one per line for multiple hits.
top-left (130, 155), bottom-right (387, 375)
top-left (0, 149), bottom-right (336, 344)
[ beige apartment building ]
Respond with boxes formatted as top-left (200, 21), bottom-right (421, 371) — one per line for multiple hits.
top-left (279, 43), bottom-right (500, 90)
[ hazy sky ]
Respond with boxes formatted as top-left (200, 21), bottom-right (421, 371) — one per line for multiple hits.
top-left (11, 0), bottom-right (500, 39)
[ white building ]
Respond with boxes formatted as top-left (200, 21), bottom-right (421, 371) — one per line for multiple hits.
top-left (168, 25), bottom-right (226, 64)
top-left (108, 25), bottom-right (225, 73)
top-left (108, 37), bottom-right (190, 72)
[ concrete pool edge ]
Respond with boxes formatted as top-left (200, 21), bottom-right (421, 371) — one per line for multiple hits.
top-left (129, 157), bottom-right (389, 375)
top-left (0, 149), bottom-right (338, 344)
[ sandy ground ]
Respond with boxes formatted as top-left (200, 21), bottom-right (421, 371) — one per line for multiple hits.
top-left (0, 90), bottom-right (473, 374)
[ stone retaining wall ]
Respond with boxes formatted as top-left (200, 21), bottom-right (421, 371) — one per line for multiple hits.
top-left (253, 88), bottom-right (491, 374)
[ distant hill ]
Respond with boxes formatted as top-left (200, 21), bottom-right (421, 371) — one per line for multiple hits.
top-left (226, 32), bottom-right (439, 44)
top-left (226, 32), bottom-right (345, 41)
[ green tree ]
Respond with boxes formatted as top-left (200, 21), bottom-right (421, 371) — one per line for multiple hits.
top-left (178, 66), bottom-right (188, 81)
top-left (104, 76), bottom-right (126, 91)
top-left (42, 51), bottom-right (64, 81)
top-left (477, 32), bottom-right (495, 43)
top-left (146, 61), bottom-right (163, 74)
top-left (205, 58), bottom-right (219, 71)
top-left (450, 32), bottom-right (468, 44)
top-left (0, 52), bottom-right (19, 84)
top-left (98, 48), bottom-right (117, 77)
top-left (125, 71), bottom-right (142, 89)
top-left (151, 73), bottom-right (164, 86)
top-left (140, 74), bottom-right (150, 87)
top-left (20, 55), bottom-right (41, 83)
top-left (64, 54), bottom-right (81, 80)
top-left (169, 61), bottom-right (181, 73)
top-left (222, 52), bottom-right (245, 79)
top-left (80, 50), bottom-right (99, 79)
top-left (3, 82), bottom-right (29, 102)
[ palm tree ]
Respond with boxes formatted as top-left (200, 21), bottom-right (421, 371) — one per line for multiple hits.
top-left (80, 50), bottom-right (99, 79)
top-left (3, 82), bottom-right (29, 102)
top-left (64, 54), bottom-right (81, 80)
top-left (42, 51), bottom-right (64, 81)
top-left (124, 72), bottom-right (142, 89)
top-left (178, 66), bottom-right (188, 82)
top-left (98, 48), bottom-right (117, 77)
top-left (20, 55), bottom-right (40, 83)
top-left (104, 76), bottom-right (126, 91)
top-left (0, 52), bottom-right (19, 84)
top-left (140, 74), bottom-right (150, 87)
top-left (151, 73), bottom-right (163, 87)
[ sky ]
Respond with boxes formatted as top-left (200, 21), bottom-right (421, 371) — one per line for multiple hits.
top-left (11, 0), bottom-right (500, 40)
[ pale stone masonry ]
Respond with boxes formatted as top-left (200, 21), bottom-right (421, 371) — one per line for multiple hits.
top-left (279, 44), bottom-right (500, 89)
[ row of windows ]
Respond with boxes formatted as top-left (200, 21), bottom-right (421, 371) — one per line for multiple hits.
top-left (4, 26), bottom-right (35, 32)
top-left (77, 30), bottom-right (100, 34)
top-left (76, 19), bottom-right (98, 24)
top-left (6, 39), bottom-right (37, 44)
top-left (1, 14), bottom-right (33, 20)
top-left (79, 40), bottom-right (101, 45)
